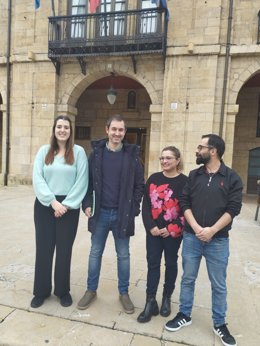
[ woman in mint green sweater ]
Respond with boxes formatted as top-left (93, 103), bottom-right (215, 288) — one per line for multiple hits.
top-left (31, 115), bottom-right (88, 309)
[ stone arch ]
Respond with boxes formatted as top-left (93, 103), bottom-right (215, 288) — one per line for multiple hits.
top-left (231, 61), bottom-right (260, 193)
top-left (59, 65), bottom-right (163, 179)
top-left (229, 61), bottom-right (260, 105)
top-left (60, 67), bottom-right (160, 108)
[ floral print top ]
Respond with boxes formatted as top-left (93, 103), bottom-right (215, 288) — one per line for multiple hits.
top-left (142, 172), bottom-right (187, 238)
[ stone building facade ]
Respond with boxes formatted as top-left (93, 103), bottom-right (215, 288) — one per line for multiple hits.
top-left (1, 0), bottom-right (260, 193)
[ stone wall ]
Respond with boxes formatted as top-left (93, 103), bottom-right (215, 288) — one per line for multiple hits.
top-left (0, 0), bottom-right (260, 188)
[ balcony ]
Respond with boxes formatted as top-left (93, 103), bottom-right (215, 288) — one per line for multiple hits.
top-left (48, 8), bottom-right (167, 74)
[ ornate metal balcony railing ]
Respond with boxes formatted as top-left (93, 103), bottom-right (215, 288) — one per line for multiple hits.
top-left (48, 8), bottom-right (167, 67)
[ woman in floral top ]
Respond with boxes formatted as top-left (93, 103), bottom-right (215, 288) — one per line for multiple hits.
top-left (137, 146), bottom-right (187, 323)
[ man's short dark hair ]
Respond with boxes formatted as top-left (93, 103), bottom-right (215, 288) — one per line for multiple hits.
top-left (202, 134), bottom-right (225, 159)
top-left (106, 114), bottom-right (127, 129)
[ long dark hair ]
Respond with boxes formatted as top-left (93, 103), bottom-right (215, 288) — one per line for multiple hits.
top-left (45, 115), bottom-right (74, 165)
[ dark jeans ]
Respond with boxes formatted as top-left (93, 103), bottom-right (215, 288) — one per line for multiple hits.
top-left (146, 232), bottom-right (182, 297)
top-left (33, 197), bottom-right (80, 298)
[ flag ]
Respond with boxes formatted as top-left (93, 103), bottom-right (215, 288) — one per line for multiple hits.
top-left (151, 0), bottom-right (169, 21)
top-left (89, 0), bottom-right (100, 14)
top-left (34, 0), bottom-right (40, 9)
top-left (160, 0), bottom-right (169, 21)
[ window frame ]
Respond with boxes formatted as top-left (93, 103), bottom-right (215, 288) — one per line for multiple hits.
top-left (256, 94), bottom-right (260, 137)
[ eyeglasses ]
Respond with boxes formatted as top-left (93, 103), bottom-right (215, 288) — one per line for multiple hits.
top-left (159, 156), bottom-right (176, 161)
top-left (197, 145), bottom-right (214, 151)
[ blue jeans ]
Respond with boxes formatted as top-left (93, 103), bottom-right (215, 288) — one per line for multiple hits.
top-left (180, 232), bottom-right (229, 326)
top-left (87, 208), bottom-right (130, 294)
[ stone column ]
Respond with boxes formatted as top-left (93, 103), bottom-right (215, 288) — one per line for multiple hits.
top-left (223, 104), bottom-right (239, 167)
top-left (0, 103), bottom-right (6, 185)
top-left (148, 104), bottom-right (163, 177)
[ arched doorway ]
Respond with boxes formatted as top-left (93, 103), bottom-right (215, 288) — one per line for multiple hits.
top-left (74, 74), bottom-right (151, 177)
top-left (232, 72), bottom-right (260, 194)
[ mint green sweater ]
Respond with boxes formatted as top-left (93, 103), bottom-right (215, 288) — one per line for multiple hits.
top-left (33, 144), bottom-right (88, 209)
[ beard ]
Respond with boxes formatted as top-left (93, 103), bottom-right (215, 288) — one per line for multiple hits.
top-left (196, 154), bottom-right (210, 165)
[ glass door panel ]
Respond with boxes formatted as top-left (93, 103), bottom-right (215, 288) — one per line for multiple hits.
top-left (98, 0), bottom-right (126, 38)
top-left (71, 0), bottom-right (87, 38)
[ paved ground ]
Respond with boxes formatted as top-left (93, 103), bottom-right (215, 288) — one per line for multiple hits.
top-left (0, 185), bottom-right (260, 346)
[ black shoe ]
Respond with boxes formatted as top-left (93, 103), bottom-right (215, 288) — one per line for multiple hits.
top-left (165, 312), bottom-right (192, 331)
top-left (30, 296), bottom-right (46, 308)
top-left (160, 296), bottom-right (171, 317)
top-left (60, 293), bottom-right (72, 307)
top-left (213, 324), bottom-right (237, 346)
top-left (137, 296), bottom-right (159, 323)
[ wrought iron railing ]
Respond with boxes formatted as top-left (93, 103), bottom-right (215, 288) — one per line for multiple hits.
top-left (48, 8), bottom-right (167, 58)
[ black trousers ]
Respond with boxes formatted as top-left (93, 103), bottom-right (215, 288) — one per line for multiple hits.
top-left (33, 197), bottom-right (80, 298)
top-left (146, 232), bottom-right (182, 297)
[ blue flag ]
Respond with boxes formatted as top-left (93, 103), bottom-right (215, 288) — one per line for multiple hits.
top-left (35, 0), bottom-right (40, 9)
top-left (160, 0), bottom-right (169, 21)
top-left (151, 0), bottom-right (169, 21)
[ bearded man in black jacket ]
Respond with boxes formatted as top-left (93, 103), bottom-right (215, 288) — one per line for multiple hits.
top-left (165, 134), bottom-right (242, 346)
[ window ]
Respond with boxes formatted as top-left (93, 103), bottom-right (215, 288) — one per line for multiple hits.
top-left (257, 95), bottom-right (260, 137)
top-left (71, 0), bottom-right (87, 38)
top-left (257, 11), bottom-right (260, 44)
top-left (98, 0), bottom-right (126, 37)
top-left (75, 126), bottom-right (91, 140)
top-left (127, 90), bottom-right (136, 109)
top-left (247, 147), bottom-right (260, 193)
top-left (140, 0), bottom-right (158, 34)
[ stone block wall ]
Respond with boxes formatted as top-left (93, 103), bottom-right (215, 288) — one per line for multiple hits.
top-left (7, 60), bottom-right (57, 185)
top-left (169, 0), bottom-right (222, 46)
top-left (161, 54), bottom-right (219, 173)
top-left (0, 0), bottom-right (260, 187)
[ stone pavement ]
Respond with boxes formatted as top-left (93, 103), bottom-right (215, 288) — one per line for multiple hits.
top-left (0, 185), bottom-right (260, 346)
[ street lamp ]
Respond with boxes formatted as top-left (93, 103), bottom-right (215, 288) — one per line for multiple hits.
top-left (107, 73), bottom-right (117, 105)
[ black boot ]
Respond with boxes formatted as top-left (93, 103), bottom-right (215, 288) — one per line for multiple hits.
top-left (137, 296), bottom-right (159, 323)
top-left (160, 295), bottom-right (171, 317)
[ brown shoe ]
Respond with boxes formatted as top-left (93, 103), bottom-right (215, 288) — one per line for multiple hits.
top-left (77, 290), bottom-right (97, 310)
top-left (119, 293), bottom-right (135, 314)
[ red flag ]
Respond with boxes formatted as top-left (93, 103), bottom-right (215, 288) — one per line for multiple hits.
top-left (89, 0), bottom-right (100, 13)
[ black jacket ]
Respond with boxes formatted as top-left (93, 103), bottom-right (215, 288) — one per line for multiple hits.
top-left (82, 138), bottom-right (144, 238)
top-left (179, 161), bottom-right (243, 238)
